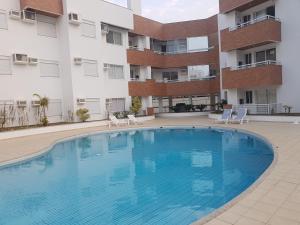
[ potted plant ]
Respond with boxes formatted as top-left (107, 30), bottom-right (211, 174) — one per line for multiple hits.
top-left (76, 108), bottom-right (90, 122)
top-left (33, 94), bottom-right (49, 126)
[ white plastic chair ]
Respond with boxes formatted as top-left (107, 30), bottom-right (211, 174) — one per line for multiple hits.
top-left (230, 108), bottom-right (248, 124)
top-left (108, 115), bottom-right (128, 128)
top-left (128, 115), bottom-right (143, 125)
top-left (215, 109), bottom-right (232, 124)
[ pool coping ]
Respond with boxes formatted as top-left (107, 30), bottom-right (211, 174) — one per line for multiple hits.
top-left (0, 125), bottom-right (279, 225)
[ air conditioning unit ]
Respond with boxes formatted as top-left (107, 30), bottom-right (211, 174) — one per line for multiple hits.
top-left (13, 53), bottom-right (28, 65)
top-left (77, 98), bottom-right (86, 105)
top-left (9, 10), bottom-right (21, 20)
top-left (21, 10), bottom-right (36, 23)
top-left (101, 24), bottom-right (109, 34)
top-left (16, 100), bottom-right (27, 108)
top-left (31, 100), bottom-right (41, 107)
top-left (103, 63), bottom-right (110, 71)
top-left (68, 12), bottom-right (81, 25)
top-left (28, 57), bottom-right (38, 65)
top-left (74, 57), bottom-right (82, 65)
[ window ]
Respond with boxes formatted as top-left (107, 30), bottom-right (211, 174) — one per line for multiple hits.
top-left (0, 10), bottom-right (7, 30)
top-left (162, 71), bottom-right (178, 81)
top-left (83, 59), bottom-right (98, 77)
top-left (243, 15), bottom-right (251, 23)
top-left (81, 20), bottom-right (96, 38)
top-left (266, 6), bottom-right (275, 17)
top-left (187, 36), bottom-right (208, 52)
top-left (37, 14), bottom-right (57, 38)
top-left (245, 53), bottom-right (252, 65)
top-left (256, 48), bottom-right (276, 63)
top-left (86, 98), bottom-right (101, 115)
top-left (245, 91), bottom-right (253, 104)
top-left (0, 56), bottom-right (11, 75)
top-left (47, 99), bottom-right (63, 117)
top-left (107, 64), bottom-right (124, 79)
top-left (106, 98), bottom-right (125, 113)
top-left (40, 60), bottom-right (60, 77)
top-left (106, 30), bottom-right (122, 45)
top-left (266, 48), bottom-right (276, 61)
top-left (188, 65), bottom-right (210, 79)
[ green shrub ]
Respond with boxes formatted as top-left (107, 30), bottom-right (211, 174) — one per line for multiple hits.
top-left (76, 108), bottom-right (90, 122)
top-left (130, 97), bottom-right (142, 116)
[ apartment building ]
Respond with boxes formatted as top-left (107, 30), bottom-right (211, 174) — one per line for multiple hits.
top-left (127, 15), bottom-right (220, 113)
top-left (1, 0), bottom-right (300, 127)
top-left (0, 0), bottom-right (140, 125)
top-left (219, 0), bottom-right (300, 114)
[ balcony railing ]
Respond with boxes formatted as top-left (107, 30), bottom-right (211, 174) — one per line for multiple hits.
top-left (230, 60), bottom-right (281, 71)
top-left (229, 15), bottom-right (280, 32)
top-left (128, 46), bottom-right (215, 55)
top-left (233, 103), bottom-right (283, 115)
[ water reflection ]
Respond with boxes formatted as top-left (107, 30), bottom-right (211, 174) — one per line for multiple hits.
top-left (0, 128), bottom-right (273, 225)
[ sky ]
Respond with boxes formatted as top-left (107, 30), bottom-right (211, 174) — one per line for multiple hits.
top-left (106, 0), bottom-right (219, 23)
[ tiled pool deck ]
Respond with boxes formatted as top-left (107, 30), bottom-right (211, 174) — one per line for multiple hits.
top-left (1, 117), bottom-right (300, 225)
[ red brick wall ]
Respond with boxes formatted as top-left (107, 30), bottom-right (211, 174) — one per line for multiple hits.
top-left (222, 65), bottom-right (282, 89)
top-left (20, 0), bottom-right (63, 17)
top-left (129, 78), bottom-right (220, 97)
top-left (127, 48), bottom-right (219, 69)
top-left (221, 19), bottom-right (281, 51)
top-left (132, 15), bottom-right (218, 41)
top-left (219, 0), bottom-right (269, 14)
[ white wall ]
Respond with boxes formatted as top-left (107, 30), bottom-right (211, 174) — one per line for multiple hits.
top-left (0, 0), bottom-right (137, 126)
top-left (276, 0), bottom-right (300, 112)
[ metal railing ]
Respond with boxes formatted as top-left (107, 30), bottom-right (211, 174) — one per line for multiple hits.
top-left (128, 46), bottom-right (215, 55)
top-left (230, 60), bottom-right (280, 71)
top-left (153, 46), bottom-right (214, 55)
top-left (233, 103), bottom-right (283, 115)
top-left (229, 15), bottom-right (280, 32)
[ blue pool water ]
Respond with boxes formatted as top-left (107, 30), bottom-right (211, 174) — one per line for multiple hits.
top-left (0, 128), bottom-right (274, 225)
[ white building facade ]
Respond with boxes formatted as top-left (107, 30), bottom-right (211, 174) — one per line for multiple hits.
top-left (0, 0), bottom-right (141, 125)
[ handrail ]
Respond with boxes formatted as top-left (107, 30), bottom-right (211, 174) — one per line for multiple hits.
top-left (128, 46), bottom-right (215, 55)
top-left (230, 60), bottom-right (280, 71)
top-left (153, 46), bottom-right (214, 55)
top-left (229, 15), bottom-right (280, 32)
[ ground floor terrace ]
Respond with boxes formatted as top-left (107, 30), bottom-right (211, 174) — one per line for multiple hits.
top-left (0, 117), bottom-right (300, 225)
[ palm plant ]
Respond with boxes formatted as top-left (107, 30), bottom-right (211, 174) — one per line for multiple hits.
top-left (33, 94), bottom-right (49, 126)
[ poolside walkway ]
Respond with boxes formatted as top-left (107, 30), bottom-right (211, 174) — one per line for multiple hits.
top-left (1, 117), bottom-right (300, 225)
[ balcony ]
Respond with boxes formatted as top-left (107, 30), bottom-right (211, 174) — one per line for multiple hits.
top-left (222, 61), bottom-right (282, 89)
top-left (220, 0), bottom-right (269, 14)
top-left (20, 0), bottom-right (63, 17)
top-left (127, 47), bottom-right (219, 69)
top-left (128, 77), bottom-right (220, 97)
top-left (221, 16), bottom-right (281, 52)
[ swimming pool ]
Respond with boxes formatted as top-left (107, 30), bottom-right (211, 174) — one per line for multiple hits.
top-left (0, 127), bottom-right (274, 225)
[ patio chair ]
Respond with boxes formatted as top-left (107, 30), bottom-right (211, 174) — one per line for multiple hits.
top-left (230, 108), bottom-right (248, 124)
top-left (215, 109), bottom-right (232, 124)
top-left (128, 115), bottom-right (143, 125)
top-left (108, 115), bottom-right (129, 128)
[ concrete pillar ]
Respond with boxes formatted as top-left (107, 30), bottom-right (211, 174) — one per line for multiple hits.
top-left (168, 97), bottom-right (173, 108)
top-left (189, 96), bottom-right (193, 105)
top-left (158, 97), bottom-right (163, 113)
top-left (127, 0), bottom-right (142, 15)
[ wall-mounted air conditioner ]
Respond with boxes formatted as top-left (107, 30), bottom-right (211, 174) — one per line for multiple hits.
top-left (68, 13), bottom-right (81, 25)
top-left (74, 57), bottom-right (82, 65)
top-left (21, 10), bottom-right (36, 23)
top-left (31, 100), bottom-right (41, 107)
top-left (13, 53), bottom-right (28, 65)
top-left (103, 63), bottom-right (109, 71)
top-left (101, 24), bottom-right (109, 34)
top-left (9, 10), bottom-right (21, 20)
top-left (16, 100), bottom-right (27, 108)
top-left (28, 57), bottom-right (38, 65)
top-left (77, 98), bottom-right (86, 105)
